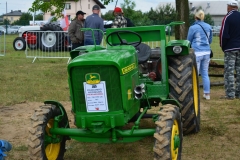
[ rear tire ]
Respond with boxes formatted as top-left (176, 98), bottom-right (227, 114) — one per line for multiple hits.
top-left (28, 104), bottom-right (68, 160)
top-left (39, 24), bottom-right (64, 52)
top-left (168, 53), bottom-right (200, 135)
top-left (153, 104), bottom-right (182, 160)
top-left (13, 37), bottom-right (26, 51)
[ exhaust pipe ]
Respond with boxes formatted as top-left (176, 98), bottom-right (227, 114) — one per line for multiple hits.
top-left (134, 83), bottom-right (145, 99)
top-left (135, 93), bottom-right (143, 99)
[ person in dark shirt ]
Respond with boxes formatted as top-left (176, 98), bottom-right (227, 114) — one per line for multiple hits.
top-left (84, 5), bottom-right (104, 45)
top-left (220, 0), bottom-right (240, 99)
top-left (68, 10), bottom-right (86, 50)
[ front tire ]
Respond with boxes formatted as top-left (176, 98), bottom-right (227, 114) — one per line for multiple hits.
top-left (153, 104), bottom-right (182, 160)
top-left (13, 37), bottom-right (26, 51)
top-left (168, 53), bottom-right (200, 135)
top-left (28, 104), bottom-right (68, 160)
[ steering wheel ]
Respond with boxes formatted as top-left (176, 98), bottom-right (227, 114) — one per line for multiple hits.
top-left (106, 30), bottom-right (142, 47)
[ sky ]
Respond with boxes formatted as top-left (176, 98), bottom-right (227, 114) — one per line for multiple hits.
top-left (0, 0), bottom-right (229, 15)
top-left (0, 0), bottom-right (34, 15)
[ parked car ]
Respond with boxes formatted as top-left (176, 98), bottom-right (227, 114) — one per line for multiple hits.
top-left (0, 26), bottom-right (6, 34)
top-left (10, 26), bottom-right (22, 33)
top-left (212, 26), bottom-right (221, 36)
top-left (6, 27), bottom-right (16, 34)
top-left (0, 26), bottom-right (17, 34)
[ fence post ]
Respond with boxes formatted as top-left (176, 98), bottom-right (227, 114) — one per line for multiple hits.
top-left (0, 31), bottom-right (6, 56)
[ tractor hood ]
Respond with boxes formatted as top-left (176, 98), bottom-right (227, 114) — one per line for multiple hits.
top-left (18, 26), bottom-right (40, 32)
top-left (68, 45), bottom-right (137, 75)
top-left (18, 25), bottom-right (41, 37)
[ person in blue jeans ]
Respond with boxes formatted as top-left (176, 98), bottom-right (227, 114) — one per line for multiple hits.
top-left (187, 9), bottom-right (213, 100)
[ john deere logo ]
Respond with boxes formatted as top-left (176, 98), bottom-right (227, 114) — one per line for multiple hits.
top-left (85, 73), bottom-right (100, 84)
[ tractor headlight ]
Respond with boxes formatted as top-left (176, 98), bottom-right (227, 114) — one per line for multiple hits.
top-left (173, 46), bottom-right (182, 54)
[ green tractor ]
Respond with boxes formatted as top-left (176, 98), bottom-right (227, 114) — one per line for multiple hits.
top-left (28, 22), bottom-right (200, 160)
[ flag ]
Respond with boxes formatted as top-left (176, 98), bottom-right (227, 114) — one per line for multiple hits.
top-left (60, 9), bottom-right (70, 31)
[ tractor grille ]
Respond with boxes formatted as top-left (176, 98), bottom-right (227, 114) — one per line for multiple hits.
top-left (71, 66), bottom-right (123, 112)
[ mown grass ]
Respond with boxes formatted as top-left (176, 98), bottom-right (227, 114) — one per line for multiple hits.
top-left (0, 34), bottom-right (223, 106)
top-left (1, 34), bottom-right (240, 160)
top-left (0, 55), bottom-right (69, 106)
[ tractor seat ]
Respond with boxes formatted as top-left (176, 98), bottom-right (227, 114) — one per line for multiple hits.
top-left (135, 43), bottom-right (152, 64)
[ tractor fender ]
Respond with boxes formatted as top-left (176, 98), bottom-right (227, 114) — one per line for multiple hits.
top-left (44, 100), bottom-right (70, 128)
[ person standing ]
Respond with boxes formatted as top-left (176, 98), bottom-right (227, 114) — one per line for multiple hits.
top-left (68, 10), bottom-right (86, 50)
top-left (112, 7), bottom-right (127, 28)
top-left (84, 5), bottom-right (104, 45)
top-left (220, 0), bottom-right (240, 99)
top-left (187, 9), bottom-right (212, 100)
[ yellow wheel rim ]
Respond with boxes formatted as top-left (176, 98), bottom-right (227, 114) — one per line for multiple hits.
top-left (45, 119), bottom-right (61, 160)
top-left (192, 66), bottom-right (199, 116)
top-left (171, 119), bottom-right (179, 160)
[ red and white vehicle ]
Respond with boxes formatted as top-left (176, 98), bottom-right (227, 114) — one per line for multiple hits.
top-left (13, 22), bottom-right (71, 51)
top-left (13, 25), bottom-right (40, 51)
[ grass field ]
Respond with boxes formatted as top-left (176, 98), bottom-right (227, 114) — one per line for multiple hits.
top-left (1, 34), bottom-right (240, 160)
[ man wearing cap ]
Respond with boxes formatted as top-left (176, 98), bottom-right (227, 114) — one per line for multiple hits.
top-left (220, 0), bottom-right (240, 99)
top-left (68, 10), bottom-right (86, 50)
top-left (112, 7), bottom-right (127, 28)
top-left (84, 5), bottom-right (104, 45)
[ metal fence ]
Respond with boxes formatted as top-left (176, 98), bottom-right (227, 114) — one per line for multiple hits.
top-left (24, 30), bottom-right (223, 63)
top-left (210, 33), bottom-right (223, 61)
top-left (25, 30), bottom-right (109, 63)
top-left (0, 31), bottom-right (6, 56)
top-left (25, 31), bottom-right (72, 63)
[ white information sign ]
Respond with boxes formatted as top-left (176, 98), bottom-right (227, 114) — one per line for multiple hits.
top-left (83, 81), bottom-right (109, 112)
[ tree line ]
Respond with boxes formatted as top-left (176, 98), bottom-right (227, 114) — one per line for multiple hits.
top-left (102, 1), bottom-right (214, 27)
top-left (1, 0), bottom-right (214, 28)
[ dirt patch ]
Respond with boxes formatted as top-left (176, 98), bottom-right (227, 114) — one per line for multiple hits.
top-left (1, 87), bottom-right (240, 160)
top-left (0, 101), bottom-right (74, 159)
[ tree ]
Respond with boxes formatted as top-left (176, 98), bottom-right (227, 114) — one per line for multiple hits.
top-left (120, 0), bottom-right (138, 25)
top-left (12, 12), bottom-right (33, 25)
top-left (155, 3), bottom-right (177, 24)
top-left (101, 10), bottom-right (114, 20)
top-left (147, 7), bottom-right (158, 24)
top-left (120, 0), bottom-right (136, 18)
top-left (29, 0), bottom-right (78, 18)
top-left (35, 13), bottom-right (43, 20)
top-left (3, 19), bottom-right (10, 25)
top-left (204, 14), bottom-right (214, 26)
top-left (140, 13), bottom-right (153, 26)
top-left (175, 0), bottom-right (190, 39)
top-left (30, 0), bottom-right (189, 38)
